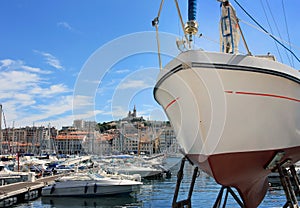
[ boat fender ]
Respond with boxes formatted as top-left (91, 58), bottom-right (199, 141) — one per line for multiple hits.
top-left (84, 183), bottom-right (88, 193)
top-left (94, 183), bottom-right (97, 193)
top-left (50, 184), bottom-right (56, 194)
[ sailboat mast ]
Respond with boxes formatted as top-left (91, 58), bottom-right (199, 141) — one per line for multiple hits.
top-left (184, 0), bottom-right (198, 43)
top-left (0, 104), bottom-right (2, 155)
top-left (188, 0), bottom-right (197, 21)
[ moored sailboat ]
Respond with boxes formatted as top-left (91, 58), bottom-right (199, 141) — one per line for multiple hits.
top-left (153, 0), bottom-right (300, 207)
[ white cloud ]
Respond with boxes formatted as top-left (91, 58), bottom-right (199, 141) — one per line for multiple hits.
top-left (0, 59), bottom-right (14, 68)
top-left (73, 95), bottom-right (95, 108)
top-left (21, 65), bottom-right (51, 74)
top-left (110, 105), bottom-right (128, 118)
top-left (48, 84), bottom-right (70, 94)
top-left (8, 95), bottom-right (74, 128)
top-left (0, 70), bottom-right (40, 92)
top-left (72, 110), bottom-right (104, 121)
top-left (34, 50), bottom-right (63, 70)
top-left (35, 95), bottom-right (73, 114)
top-left (0, 58), bottom-right (72, 128)
top-left (0, 59), bottom-right (51, 74)
top-left (56, 21), bottom-right (82, 35)
top-left (115, 69), bottom-right (130, 74)
top-left (57, 21), bottom-right (73, 31)
top-left (29, 84), bottom-right (70, 97)
top-left (118, 80), bottom-right (150, 90)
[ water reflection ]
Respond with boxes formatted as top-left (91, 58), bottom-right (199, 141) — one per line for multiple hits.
top-left (41, 195), bottom-right (142, 208)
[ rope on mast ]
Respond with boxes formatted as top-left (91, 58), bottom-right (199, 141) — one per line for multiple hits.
top-left (236, 19), bottom-right (251, 56)
top-left (157, 0), bottom-right (165, 18)
top-left (174, 0), bottom-right (189, 45)
top-left (152, 0), bottom-right (165, 71)
top-left (233, 0), bottom-right (300, 64)
top-left (153, 19), bottom-right (162, 71)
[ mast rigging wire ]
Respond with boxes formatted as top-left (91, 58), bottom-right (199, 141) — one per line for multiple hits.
top-left (282, 0), bottom-right (294, 67)
top-left (259, 0), bottom-right (283, 63)
top-left (265, 0), bottom-right (292, 66)
top-left (239, 19), bottom-right (300, 52)
top-left (233, 0), bottom-right (300, 64)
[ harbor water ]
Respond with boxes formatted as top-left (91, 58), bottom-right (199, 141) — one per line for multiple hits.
top-left (14, 157), bottom-right (287, 208)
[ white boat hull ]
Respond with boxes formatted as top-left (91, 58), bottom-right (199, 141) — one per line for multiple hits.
top-left (42, 179), bottom-right (142, 197)
top-left (154, 50), bottom-right (300, 207)
top-left (114, 167), bottom-right (162, 178)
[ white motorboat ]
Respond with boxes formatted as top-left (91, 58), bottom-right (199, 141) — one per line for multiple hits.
top-left (0, 162), bottom-right (35, 184)
top-left (153, 0), bottom-right (300, 207)
top-left (41, 173), bottom-right (142, 197)
top-left (103, 155), bottom-right (167, 178)
top-left (111, 165), bottom-right (163, 178)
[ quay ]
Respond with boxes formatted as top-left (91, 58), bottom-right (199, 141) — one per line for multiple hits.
top-left (0, 174), bottom-right (63, 207)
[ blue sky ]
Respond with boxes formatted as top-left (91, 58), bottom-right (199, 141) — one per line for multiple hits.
top-left (0, 0), bottom-right (299, 129)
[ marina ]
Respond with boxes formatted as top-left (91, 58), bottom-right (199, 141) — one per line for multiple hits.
top-left (2, 158), bottom-right (295, 208)
top-left (0, 153), bottom-right (171, 207)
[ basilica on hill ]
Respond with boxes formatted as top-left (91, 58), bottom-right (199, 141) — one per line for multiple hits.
top-left (127, 105), bottom-right (137, 118)
top-left (123, 105), bottom-right (143, 121)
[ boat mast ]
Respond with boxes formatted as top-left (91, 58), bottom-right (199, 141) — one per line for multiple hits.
top-left (184, 0), bottom-right (198, 45)
top-left (0, 104), bottom-right (2, 155)
top-left (219, 0), bottom-right (251, 55)
top-left (12, 121), bottom-right (15, 154)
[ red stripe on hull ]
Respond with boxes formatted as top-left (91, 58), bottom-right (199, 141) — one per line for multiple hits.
top-left (187, 146), bottom-right (300, 207)
top-left (225, 91), bottom-right (300, 103)
top-left (164, 97), bottom-right (180, 110)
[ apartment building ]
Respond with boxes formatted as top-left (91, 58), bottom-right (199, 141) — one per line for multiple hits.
top-left (1, 126), bottom-right (57, 154)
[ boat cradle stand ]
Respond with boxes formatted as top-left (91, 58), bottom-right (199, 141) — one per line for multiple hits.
top-left (278, 164), bottom-right (300, 208)
top-left (266, 151), bottom-right (300, 208)
top-left (275, 162), bottom-right (300, 208)
top-left (172, 157), bottom-right (245, 208)
top-left (172, 157), bottom-right (199, 208)
top-left (212, 186), bottom-right (244, 208)
top-left (173, 156), bottom-right (300, 208)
